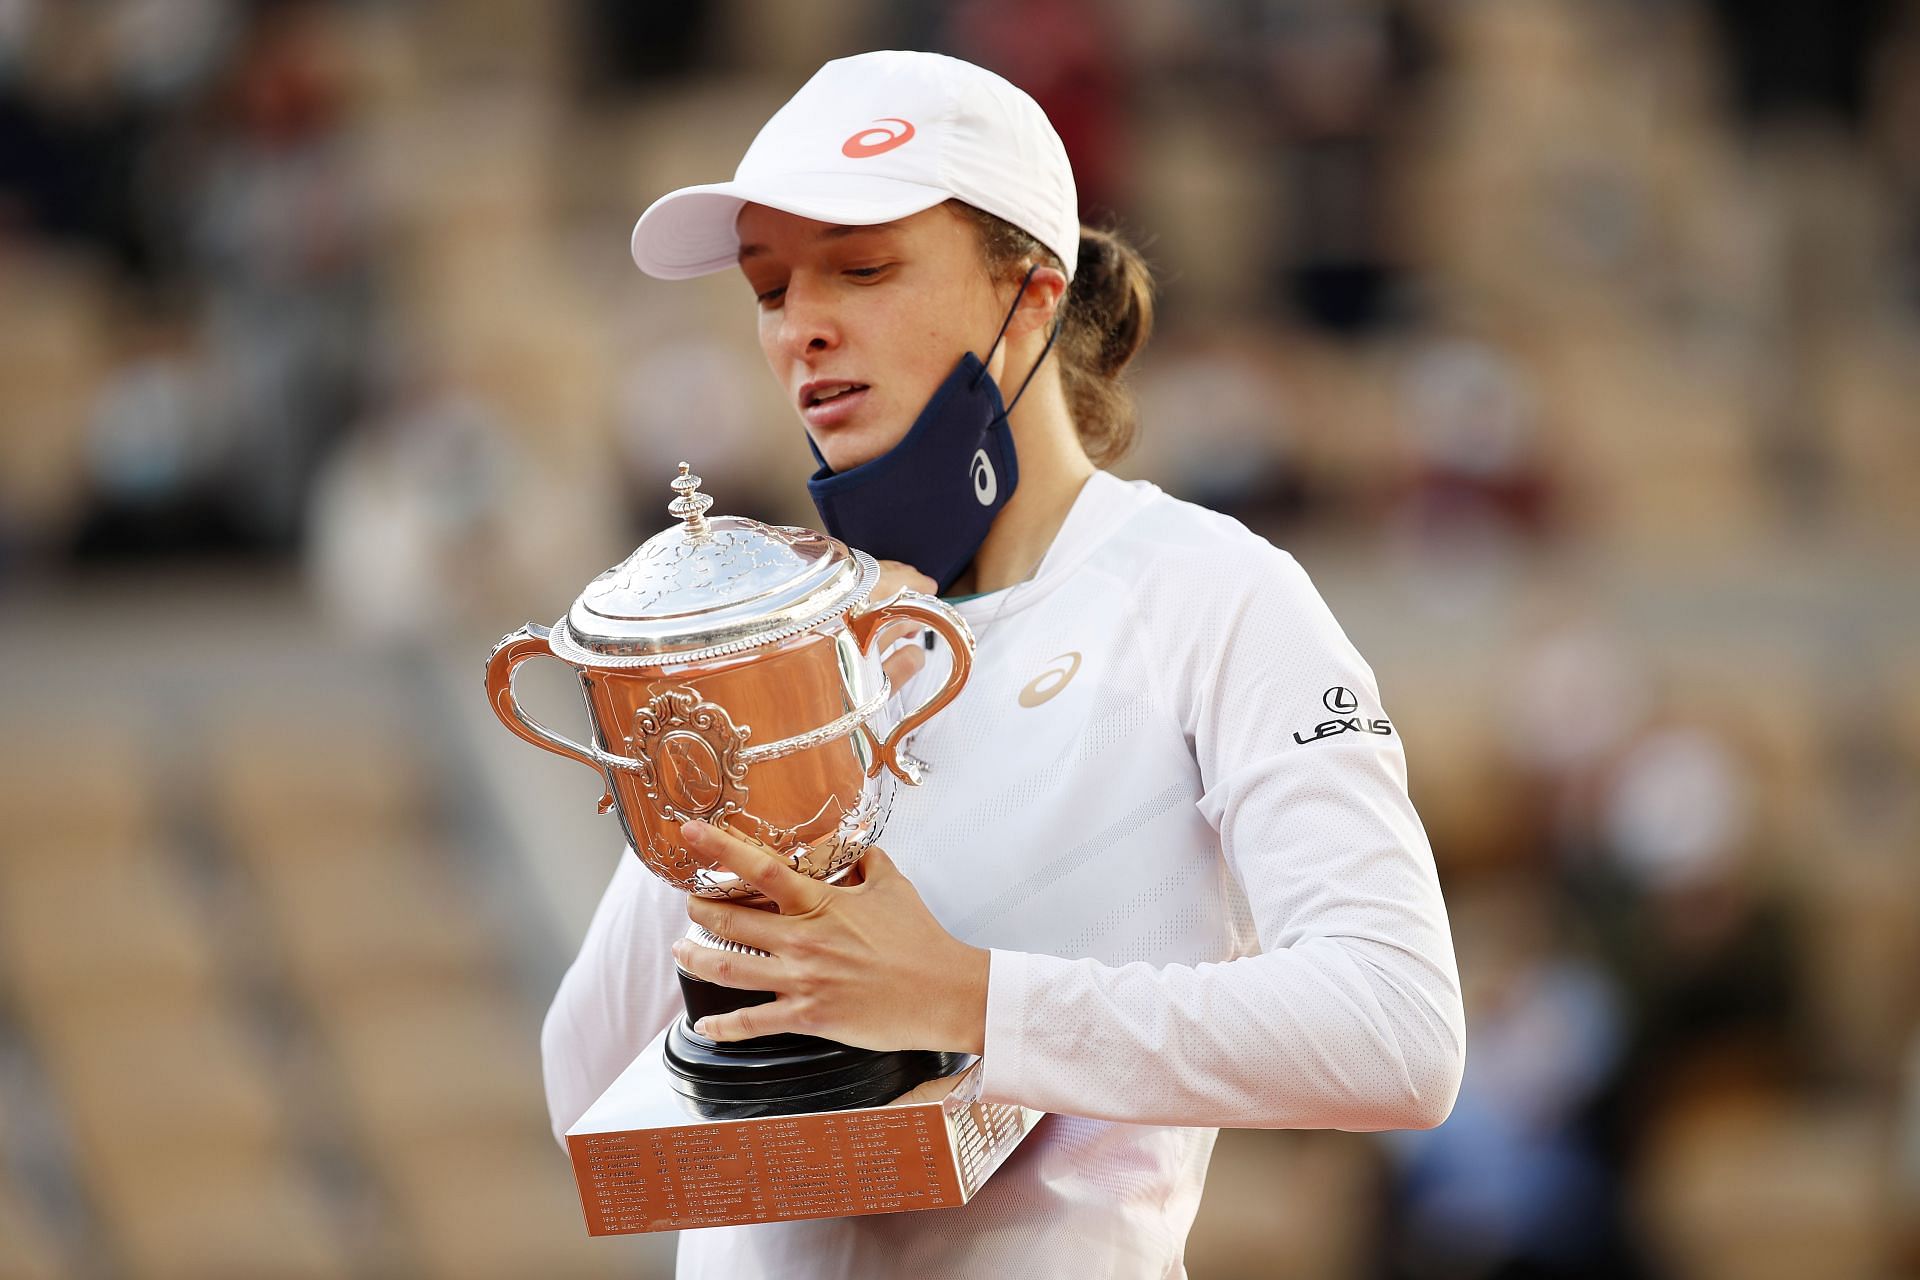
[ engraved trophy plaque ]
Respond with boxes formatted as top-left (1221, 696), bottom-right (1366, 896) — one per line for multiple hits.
top-left (485, 464), bottom-right (1039, 1235)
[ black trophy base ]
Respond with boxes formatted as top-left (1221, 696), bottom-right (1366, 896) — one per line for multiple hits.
top-left (666, 968), bottom-right (964, 1120)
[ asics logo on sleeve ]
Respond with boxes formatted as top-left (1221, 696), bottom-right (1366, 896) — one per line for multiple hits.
top-left (842, 118), bottom-right (916, 158)
top-left (1019, 652), bottom-right (1082, 708)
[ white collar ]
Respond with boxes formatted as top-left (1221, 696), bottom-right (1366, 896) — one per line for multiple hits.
top-left (948, 470), bottom-right (1158, 624)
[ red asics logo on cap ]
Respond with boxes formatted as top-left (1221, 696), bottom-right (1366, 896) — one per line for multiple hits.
top-left (842, 118), bottom-right (916, 158)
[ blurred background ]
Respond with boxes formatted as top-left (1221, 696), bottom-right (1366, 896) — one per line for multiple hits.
top-left (1, 0), bottom-right (1917, 1277)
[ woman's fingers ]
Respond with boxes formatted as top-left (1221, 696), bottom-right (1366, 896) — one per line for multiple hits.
top-left (890, 1071), bottom-right (965, 1105)
top-left (670, 936), bottom-right (782, 994)
top-left (689, 999), bottom-right (786, 1042)
top-left (880, 632), bottom-right (927, 687)
top-left (870, 560), bottom-right (936, 689)
top-left (681, 819), bottom-right (826, 916)
top-left (874, 559), bottom-right (937, 599)
top-left (687, 896), bottom-right (786, 954)
top-left (669, 834), bottom-right (986, 1052)
top-left (875, 618), bottom-right (922, 650)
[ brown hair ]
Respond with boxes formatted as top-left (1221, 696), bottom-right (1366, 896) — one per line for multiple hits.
top-left (950, 202), bottom-right (1155, 467)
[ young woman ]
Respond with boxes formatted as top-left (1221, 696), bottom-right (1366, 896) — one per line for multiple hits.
top-left (543, 50), bottom-right (1464, 1279)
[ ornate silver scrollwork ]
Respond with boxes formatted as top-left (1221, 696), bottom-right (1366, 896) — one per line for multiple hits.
top-left (736, 681), bottom-right (891, 767)
top-left (625, 688), bottom-right (752, 826)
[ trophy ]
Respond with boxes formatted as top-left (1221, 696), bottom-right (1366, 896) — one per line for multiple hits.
top-left (484, 464), bottom-right (1039, 1235)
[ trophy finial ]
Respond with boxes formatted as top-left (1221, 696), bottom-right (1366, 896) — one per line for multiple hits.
top-left (668, 461), bottom-right (714, 536)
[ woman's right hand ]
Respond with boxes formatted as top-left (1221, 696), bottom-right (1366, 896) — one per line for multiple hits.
top-left (872, 559), bottom-right (936, 690)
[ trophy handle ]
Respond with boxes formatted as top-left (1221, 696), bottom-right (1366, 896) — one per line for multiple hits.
top-left (485, 622), bottom-right (617, 812)
top-left (846, 591), bottom-right (975, 784)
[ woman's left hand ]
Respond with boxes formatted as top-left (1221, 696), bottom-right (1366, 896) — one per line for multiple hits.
top-left (672, 819), bottom-right (989, 1055)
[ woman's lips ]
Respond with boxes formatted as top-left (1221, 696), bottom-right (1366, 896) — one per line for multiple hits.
top-left (801, 385), bottom-right (870, 430)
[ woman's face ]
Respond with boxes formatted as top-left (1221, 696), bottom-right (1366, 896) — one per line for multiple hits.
top-left (736, 202), bottom-right (1010, 472)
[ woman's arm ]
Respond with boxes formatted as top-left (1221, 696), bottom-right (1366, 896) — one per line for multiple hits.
top-left (978, 546), bottom-right (1464, 1131)
top-left (539, 849), bottom-right (690, 1147)
top-left (978, 738), bottom-right (1463, 1130)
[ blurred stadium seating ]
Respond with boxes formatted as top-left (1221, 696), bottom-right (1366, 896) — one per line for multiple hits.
top-left (1, 2), bottom-right (1916, 1278)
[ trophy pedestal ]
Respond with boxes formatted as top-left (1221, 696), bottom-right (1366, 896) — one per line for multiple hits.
top-left (665, 963), bottom-right (964, 1116)
top-left (663, 1020), bottom-right (966, 1117)
top-left (564, 1022), bottom-right (1042, 1236)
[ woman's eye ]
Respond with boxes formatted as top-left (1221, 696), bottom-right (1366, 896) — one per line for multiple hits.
top-left (845, 265), bottom-right (889, 280)
top-left (755, 285), bottom-right (786, 307)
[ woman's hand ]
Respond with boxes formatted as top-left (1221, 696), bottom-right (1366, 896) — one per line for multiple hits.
top-left (872, 559), bottom-right (935, 689)
top-left (671, 818), bottom-right (989, 1055)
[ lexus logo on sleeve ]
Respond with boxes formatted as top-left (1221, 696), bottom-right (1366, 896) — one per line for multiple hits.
top-left (1294, 686), bottom-right (1393, 745)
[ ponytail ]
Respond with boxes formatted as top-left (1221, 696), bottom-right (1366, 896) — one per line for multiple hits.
top-left (951, 202), bottom-right (1156, 466)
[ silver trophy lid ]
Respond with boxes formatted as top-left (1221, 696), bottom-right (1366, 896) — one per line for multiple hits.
top-left (551, 463), bottom-right (878, 665)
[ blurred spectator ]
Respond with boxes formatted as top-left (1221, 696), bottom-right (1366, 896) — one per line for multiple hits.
top-left (104, 0), bottom-right (235, 106)
top-left (1496, 620), bottom-right (1654, 860)
top-left (1500, 622), bottom-right (1651, 792)
top-left (1696, 0), bottom-right (1905, 521)
top-left (613, 338), bottom-right (788, 535)
top-left (935, 0), bottom-right (1132, 220)
top-left (1897, 1028), bottom-right (1920, 1270)
top-left (1873, 5), bottom-right (1920, 312)
top-left (570, 0), bottom-right (718, 93)
top-left (1382, 335), bottom-right (1560, 613)
top-left (1575, 724), bottom-right (1810, 1181)
top-left (1393, 335), bottom-right (1559, 546)
top-left (1379, 874), bottom-right (1648, 1280)
top-left (0, 4), bottom-right (148, 268)
top-left (1129, 327), bottom-right (1312, 528)
top-left (1598, 726), bottom-right (1753, 895)
top-left (308, 358), bottom-right (629, 647)
top-left (1242, 0), bottom-right (1435, 334)
top-left (0, 4), bottom-right (1912, 1275)
top-left (0, 0), bottom-right (232, 277)
top-left (191, 0), bottom-right (378, 549)
top-left (69, 297), bottom-right (236, 559)
top-left (307, 377), bottom-right (517, 644)
top-left (1705, 0), bottom-right (1897, 131)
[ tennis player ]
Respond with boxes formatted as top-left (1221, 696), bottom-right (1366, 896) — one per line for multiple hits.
top-left (543, 49), bottom-right (1464, 1279)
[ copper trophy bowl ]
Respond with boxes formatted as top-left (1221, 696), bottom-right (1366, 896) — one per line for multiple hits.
top-left (484, 463), bottom-right (973, 903)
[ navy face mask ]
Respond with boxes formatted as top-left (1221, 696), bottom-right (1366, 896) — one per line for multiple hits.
top-left (805, 267), bottom-right (1062, 595)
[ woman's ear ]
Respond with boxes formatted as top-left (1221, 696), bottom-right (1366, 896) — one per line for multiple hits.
top-left (1010, 264), bottom-right (1069, 338)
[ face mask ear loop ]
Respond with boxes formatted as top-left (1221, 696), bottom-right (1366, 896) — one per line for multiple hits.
top-left (997, 311), bottom-right (1064, 422)
top-left (971, 264), bottom-right (1042, 389)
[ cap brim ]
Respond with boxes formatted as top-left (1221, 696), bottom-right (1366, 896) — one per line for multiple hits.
top-left (630, 172), bottom-right (955, 279)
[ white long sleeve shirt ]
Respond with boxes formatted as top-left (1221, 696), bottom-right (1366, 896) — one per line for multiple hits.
top-left (541, 469), bottom-right (1465, 1279)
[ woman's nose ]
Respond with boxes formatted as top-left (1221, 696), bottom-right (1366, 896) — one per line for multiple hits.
top-left (777, 276), bottom-right (839, 357)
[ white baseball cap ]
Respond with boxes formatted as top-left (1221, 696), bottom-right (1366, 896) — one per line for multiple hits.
top-left (630, 50), bottom-right (1080, 283)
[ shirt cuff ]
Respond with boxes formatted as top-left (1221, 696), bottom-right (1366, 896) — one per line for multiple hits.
top-left (977, 947), bottom-right (1032, 1105)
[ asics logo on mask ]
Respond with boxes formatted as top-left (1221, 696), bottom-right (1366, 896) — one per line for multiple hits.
top-left (971, 450), bottom-right (997, 505)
